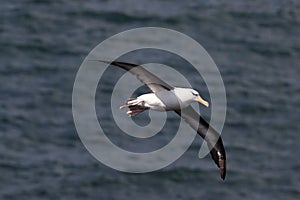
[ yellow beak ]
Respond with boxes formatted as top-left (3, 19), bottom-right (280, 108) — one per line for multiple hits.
top-left (197, 96), bottom-right (209, 107)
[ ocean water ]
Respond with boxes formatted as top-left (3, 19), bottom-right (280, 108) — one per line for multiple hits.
top-left (1, 0), bottom-right (300, 199)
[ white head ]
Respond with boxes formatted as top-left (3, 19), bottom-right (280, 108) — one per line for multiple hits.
top-left (173, 88), bottom-right (209, 107)
top-left (190, 89), bottom-right (209, 107)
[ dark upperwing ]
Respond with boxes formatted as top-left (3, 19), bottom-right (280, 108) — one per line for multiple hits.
top-left (97, 60), bottom-right (226, 180)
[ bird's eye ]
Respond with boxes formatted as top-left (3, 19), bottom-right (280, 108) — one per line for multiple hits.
top-left (191, 92), bottom-right (198, 96)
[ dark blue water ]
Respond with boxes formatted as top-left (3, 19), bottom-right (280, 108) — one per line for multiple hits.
top-left (1, 0), bottom-right (300, 199)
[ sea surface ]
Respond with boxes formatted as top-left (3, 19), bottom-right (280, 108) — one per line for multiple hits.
top-left (1, 0), bottom-right (300, 199)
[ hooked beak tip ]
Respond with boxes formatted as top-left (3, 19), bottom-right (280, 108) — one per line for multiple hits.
top-left (197, 96), bottom-right (209, 107)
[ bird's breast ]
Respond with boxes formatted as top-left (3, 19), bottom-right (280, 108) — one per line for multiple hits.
top-left (154, 90), bottom-right (183, 110)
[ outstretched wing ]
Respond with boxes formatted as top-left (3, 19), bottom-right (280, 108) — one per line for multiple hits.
top-left (175, 106), bottom-right (226, 180)
top-left (98, 60), bottom-right (173, 93)
top-left (99, 60), bottom-right (226, 180)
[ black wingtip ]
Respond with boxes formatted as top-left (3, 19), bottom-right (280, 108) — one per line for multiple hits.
top-left (209, 148), bottom-right (226, 180)
top-left (219, 158), bottom-right (226, 180)
top-left (89, 59), bottom-right (112, 64)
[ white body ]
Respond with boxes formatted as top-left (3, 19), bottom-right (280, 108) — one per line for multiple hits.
top-left (136, 88), bottom-right (202, 111)
top-left (137, 93), bottom-right (166, 111)
top-left (122, 87), bottom-right (208, 116)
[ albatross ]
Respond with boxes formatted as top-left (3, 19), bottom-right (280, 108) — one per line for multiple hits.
top-left (98, 60), bottom-right (226, 180)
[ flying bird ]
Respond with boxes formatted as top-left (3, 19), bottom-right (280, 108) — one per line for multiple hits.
top-left (97, 60), bottom-right (226, 180)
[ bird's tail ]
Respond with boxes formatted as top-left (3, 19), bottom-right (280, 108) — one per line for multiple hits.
top-left (120, 98), bottom-right (149, 117)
